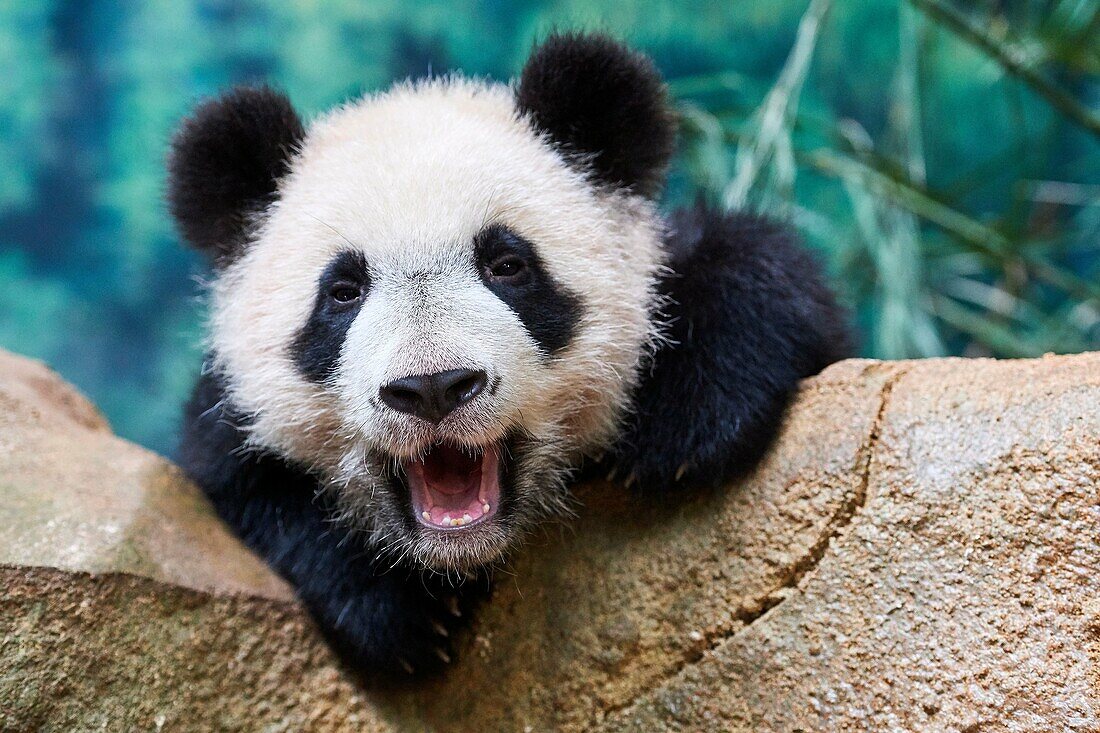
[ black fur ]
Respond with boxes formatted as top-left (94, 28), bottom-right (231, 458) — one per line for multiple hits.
top-left (291, 250), bottom-right (372, 383)
top-left (176, 371), bottom-right (486, 681)
top-left (172, 40), bottom-right (853, 683)
top-left (474, 223), bottom-right (583, 356)
top-left (167, 86), bottom-right (304, 265)
top-left (611, 204), bottom-right (852, 491)
top-left (516, 33), bottom-right (676, 198)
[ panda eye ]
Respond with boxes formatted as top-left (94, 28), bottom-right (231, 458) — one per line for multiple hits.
top-left (485, 256), bottom-right (529, 283)
top-left (328, 282), bottom-right (361, 304)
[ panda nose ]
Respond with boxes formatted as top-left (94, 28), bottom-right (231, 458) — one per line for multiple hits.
top-left (379, 369), bottom-right (488, 424)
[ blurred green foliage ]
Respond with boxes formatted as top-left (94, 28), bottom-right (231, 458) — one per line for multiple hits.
top-left (0, 0), bottom-right (1096, 454)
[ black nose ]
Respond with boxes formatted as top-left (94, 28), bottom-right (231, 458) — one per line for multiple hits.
top-left (379, 368), bottom-right (488, 424)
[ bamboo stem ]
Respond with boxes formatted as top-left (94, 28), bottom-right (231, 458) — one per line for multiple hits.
top-left (909, 0), bottom-right (1100, 138)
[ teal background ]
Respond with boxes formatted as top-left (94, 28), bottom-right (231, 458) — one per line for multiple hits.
top-left (0, 1), bottom-right (1097, 455)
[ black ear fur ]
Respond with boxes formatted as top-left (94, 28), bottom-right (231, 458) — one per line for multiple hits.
top-left (167, 86), bottom-right (305, 265)
top-left (611, 204), bottom-right (853, 491)
top-left (516, 33), bottom-right (677, 198)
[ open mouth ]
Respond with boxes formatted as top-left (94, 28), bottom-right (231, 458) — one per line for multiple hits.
top-left (404, 443), bottom-right (502, 530)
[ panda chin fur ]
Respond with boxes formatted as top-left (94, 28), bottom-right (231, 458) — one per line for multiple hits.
top-left (331, 425), bottom-right (578, 575)
top-left (169, 33), bottom-right (851, 679)
top-left (384, 438), bottom-right (514, 572)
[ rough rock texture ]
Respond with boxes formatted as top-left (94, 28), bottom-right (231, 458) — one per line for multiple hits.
top-left (0, 350), bottom-right (385, 732)
top-left (1, 349), bottom-right (1097, 732)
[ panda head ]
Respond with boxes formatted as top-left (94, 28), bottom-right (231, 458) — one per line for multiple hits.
top-left (168, 34), bottom-right (676, 572)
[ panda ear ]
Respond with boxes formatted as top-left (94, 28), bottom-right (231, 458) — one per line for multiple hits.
top-left (516, 33), bottom-right (676, 198)
top-left (167, 86), bottom-right (305, 265)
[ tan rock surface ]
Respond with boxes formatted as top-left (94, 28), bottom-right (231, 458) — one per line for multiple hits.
top-left (0, 350), bottom-right (291, 600)
top-left (0, 351), bottom-right (386, 732)
top-left (1, 349), bottom-right (1097, 732)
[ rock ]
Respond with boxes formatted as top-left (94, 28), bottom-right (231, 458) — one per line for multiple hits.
top-left (0, 351), bottom-right (389, 732)
top-left (1, 349), bottom-right (1097, 732)
top-left (0, 349), bottom-right (290, 600)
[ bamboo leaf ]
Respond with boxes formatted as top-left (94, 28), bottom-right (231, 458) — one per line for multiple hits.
top-left (723, 0), bottom-right (832, 210)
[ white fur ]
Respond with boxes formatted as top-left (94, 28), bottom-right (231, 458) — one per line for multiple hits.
top-left (208, 77), bottom-right (665, 566)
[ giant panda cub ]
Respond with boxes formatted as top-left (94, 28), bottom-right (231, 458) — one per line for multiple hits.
top-left (170, 33), bottom-right (850, 679)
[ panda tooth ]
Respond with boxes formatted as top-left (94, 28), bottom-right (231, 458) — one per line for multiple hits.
top-left (442, 515), bottom-right (451, 526)
top-left (482, 503), bottom-right (491, 513)
top-left (421, 511), bottom-right (431, 521)
top-left (463, 513), bottom-right (472, 523)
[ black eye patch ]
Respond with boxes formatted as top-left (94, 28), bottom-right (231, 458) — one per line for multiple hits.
top-left (474, 224), bottom-right (582, 356)
top-left (291, 250), bottom-right (371, 383)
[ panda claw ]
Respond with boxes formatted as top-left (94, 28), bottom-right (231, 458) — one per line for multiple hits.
top-left (606, 466), bottom-right (618, 482)
top-left (675, 462), bottom-right (689, 482)
top-left (435, 647), bottom-right (452, 663)
top-left (431, 619), bottom-right (449, 638)
top-left (445, 595), bottom-right (462, 617)
top-left (399, 657), bottom-right (415, 675)
top-left (623, 470), bottom-right (637, 489)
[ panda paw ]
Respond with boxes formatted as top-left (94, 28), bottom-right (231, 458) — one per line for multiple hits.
top-left (611, 204), bottom-right (852, 493)
top-left (306, 567), bottom-right (490, 682)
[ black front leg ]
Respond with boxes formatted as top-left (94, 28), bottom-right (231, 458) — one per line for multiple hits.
top-left (612, 204), bottom-right (852, 491)
top-left (177, 372), bottom-right (484, 680)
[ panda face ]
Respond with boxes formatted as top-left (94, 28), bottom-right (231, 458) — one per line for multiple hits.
top-left (206, 80), bottom-right (665, 570)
